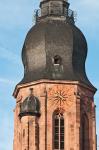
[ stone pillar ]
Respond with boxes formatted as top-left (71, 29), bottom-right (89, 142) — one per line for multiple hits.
top-left (76, 93), bottom-right (81, 150)
top-left (13, 103), bottom-right (21, 150)
top-left (92, 103), bottom-right (96, 150)
top-left (21, 116), bottom-right (37, 150)
top-left (39, 90), bottom-right (46, 150)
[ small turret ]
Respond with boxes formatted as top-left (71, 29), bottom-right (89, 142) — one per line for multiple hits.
top-left (19, 88), bottom-right (40, 117)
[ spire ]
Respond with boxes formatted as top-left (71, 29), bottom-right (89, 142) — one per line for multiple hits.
top-left (34, 0), bottom-right (75, 24)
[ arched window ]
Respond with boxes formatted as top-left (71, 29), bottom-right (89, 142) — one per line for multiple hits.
top-left (81, 114), bottom-right (89, 150)
top-left (53, 112), bottom-right (64, 150)
top-left (53, 55), bottom-right (62, 65)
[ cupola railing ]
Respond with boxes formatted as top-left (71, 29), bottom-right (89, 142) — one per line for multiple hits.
top-left (34, 6), bottom-right (76, 24)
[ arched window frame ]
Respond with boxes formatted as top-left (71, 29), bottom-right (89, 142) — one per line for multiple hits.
top-left (53, 110), bottom-right (64, 150)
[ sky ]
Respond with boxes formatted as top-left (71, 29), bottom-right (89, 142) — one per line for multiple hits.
top-left (0, 0), bottom-right (99, 149)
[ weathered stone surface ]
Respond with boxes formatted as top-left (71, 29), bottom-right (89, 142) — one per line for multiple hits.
top-left (13, 80), bottom-right (96, 150)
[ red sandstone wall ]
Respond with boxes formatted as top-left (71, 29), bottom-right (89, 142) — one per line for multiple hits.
top-left (13, 81), bottom-right (96, 150)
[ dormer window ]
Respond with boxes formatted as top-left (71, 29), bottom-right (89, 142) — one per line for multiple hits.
top-left (52, 55), bottom-right (63, 78)
top-left (54, 55), bottom-right (62, 65)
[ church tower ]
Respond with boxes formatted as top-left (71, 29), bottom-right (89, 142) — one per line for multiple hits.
top-left (13, 0), bottom-right (97, 150)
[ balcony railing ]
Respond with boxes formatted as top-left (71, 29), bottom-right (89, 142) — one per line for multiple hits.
top-left (34, 6), bottom-right (77, 24)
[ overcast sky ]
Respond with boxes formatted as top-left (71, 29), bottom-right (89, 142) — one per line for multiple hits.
top-left (0, 0), bottom-right (99, 149)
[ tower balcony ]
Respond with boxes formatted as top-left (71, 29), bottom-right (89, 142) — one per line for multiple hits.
top-left (34, 6), bottom-right (76, 24)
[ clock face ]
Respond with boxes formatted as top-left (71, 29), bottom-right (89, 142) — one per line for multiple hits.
top-left (48, 85), bottom-right (74, 109)
top-left (51, 89), bottom-right (67, 102)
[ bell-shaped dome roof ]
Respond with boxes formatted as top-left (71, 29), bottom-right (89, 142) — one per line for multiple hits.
top-left (19, 21), bottom-right (94, 89)
top-left (17, 0), bottom-right (95, 90)
top-left (19, 95), bottom-right (40, 117)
